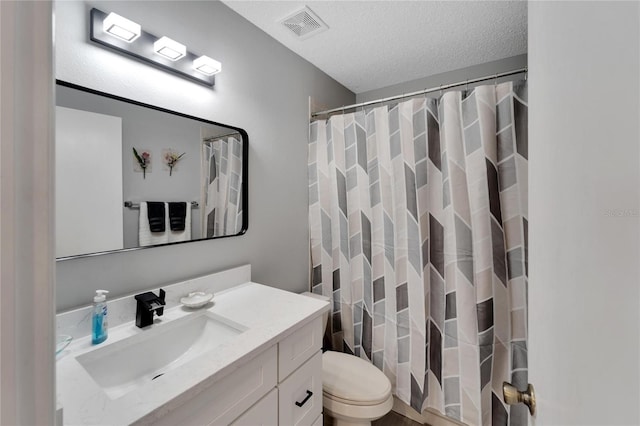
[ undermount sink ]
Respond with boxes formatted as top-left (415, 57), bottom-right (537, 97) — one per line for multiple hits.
top-left (76, 311), bottom-right (247, 399)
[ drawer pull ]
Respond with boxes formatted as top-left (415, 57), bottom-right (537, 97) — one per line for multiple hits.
top-left (295, 390), bottom-right (313, 407)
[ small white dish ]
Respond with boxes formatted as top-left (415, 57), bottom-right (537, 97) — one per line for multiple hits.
top-left (180, 292), bottom-right (214, 308)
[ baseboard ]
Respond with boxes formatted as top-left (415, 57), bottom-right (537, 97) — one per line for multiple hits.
top-left (391, 398), bottom-right (424, 423)
top-left (391, 397), bottom-right (468, 426)
top-left (421, 408), bottom-right (467, 426)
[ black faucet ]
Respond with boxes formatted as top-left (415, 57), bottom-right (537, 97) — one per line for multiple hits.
top-left (135, 289), bottom-right (166, 328)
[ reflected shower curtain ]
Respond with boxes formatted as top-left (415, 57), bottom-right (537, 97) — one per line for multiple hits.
top-left (202, 136), bottom-right (243, 237)
top-left (309, 82), bottom-right (528, 426)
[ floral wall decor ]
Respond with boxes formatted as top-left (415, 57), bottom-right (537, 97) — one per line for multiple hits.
top-left (162, 149), bottom-right (185, 176)
top-left (132, 147), bottom-right (152, 179)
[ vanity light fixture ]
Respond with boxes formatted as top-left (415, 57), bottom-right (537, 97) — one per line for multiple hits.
top-left (154, 36), bottom-right (186, 61)
top-left (193, 56), bottom-right (222, 76)
top-left (89, 8), bottom-right (219, 87)
top-left (102, 12), bottom-right (141, 43)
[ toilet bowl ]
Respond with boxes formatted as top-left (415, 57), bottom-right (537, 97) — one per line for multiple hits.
top-left (303, 292), bottom-right (393, 426)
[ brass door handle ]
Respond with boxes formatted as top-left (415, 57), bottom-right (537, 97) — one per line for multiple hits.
top-left (503, 382), bottom-right (536, 416)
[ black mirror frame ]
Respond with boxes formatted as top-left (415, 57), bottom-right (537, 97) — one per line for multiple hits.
top-left (55, 79), bottom-right (248, 261)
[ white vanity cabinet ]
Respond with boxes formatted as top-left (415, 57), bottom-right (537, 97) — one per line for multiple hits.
top-left (153, 316), bottom-right (324, 426)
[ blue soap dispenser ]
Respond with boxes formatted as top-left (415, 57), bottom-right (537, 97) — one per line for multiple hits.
top-left (92, 289), bottom-right (109, 345)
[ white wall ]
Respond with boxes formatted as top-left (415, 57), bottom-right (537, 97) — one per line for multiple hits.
top-left (56, 106), bottom-right (123, 257)
top-left (529, 2), bottom-right (639, 424)
top-left (355, 54), bottom-right (527, 103)
top-left (55, 0), bottom-right (354, 311)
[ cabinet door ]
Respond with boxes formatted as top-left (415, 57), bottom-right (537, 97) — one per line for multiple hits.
top-left (278, 351), bottom-right (322, 426)
top-left (150, 346), bottom-right (277, 426)
top-left (279, 317), bottom-right (323, 381)
top-left (230, 388), bottom-right (278, 426)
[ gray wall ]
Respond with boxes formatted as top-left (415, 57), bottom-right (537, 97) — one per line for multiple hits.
top-left (355, 54), bottom-right (527, 103)
top-left (55, 0), bottom-right (354, 311)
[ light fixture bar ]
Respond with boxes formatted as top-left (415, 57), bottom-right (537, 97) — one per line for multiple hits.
top-left (89, 8), bottom-right (217, 87)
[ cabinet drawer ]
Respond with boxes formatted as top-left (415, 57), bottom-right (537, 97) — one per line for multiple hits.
top-left (278, 351), bottom-right (322, 426)
top-left (311, 414), bottom-right (323, 426)
top-left (149, 346), bottom-right (277, 426)
top-left (230, 388), bottom-right (278, 426)
top-left (278, 316), bottom-right (322, 381)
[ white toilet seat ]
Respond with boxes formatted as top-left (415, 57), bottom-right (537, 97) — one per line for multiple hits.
top-left (322, 351), bottom-right (392, 402)
top-left (323, 390), bottom-right (388, 407)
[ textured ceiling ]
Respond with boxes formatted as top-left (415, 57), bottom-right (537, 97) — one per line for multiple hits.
top-left (222, 1), bottom-right (528, 94)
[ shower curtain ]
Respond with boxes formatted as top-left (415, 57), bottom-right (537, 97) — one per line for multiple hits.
top-left (201, 135), bottom-right (244, 237)
top-left (309, 81), bottom-right (528, 426)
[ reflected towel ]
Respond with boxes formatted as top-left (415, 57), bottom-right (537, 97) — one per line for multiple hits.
top-left (146, 201), bottom-right (166, 232)
top-left (139, 202), bottom-right (169, 247)
top-left (168, 202), bottom-right (187, 231)
top-left (168, 202), bottom-right (191, 243)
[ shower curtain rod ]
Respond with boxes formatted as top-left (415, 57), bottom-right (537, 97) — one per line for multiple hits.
top-left (203, 131), bottom-right (241, 142)
top-left (311, 67), bottom-right (527, 118)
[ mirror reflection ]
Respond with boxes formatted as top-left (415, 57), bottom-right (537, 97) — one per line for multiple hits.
top-left (55, 81), bottom-right (248, 260)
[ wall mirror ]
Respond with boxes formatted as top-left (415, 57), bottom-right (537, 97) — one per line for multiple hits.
top-left (55, 81), bottom-right (248, 260)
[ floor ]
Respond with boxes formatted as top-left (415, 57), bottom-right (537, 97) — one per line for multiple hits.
top-left (372, 411), bottom-right (423, 426)
top-left (324, 410), bottom-right (423, 426)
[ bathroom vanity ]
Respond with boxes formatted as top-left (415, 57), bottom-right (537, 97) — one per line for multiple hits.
top-left (56, 266), bottom-right (329, 425)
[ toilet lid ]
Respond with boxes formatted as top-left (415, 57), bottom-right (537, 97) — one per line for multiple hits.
top-left (322, 351), bottom-right (392, 405)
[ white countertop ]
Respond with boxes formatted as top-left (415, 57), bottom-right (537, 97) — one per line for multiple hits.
top-left (56, 282), bottom-right (329, 425)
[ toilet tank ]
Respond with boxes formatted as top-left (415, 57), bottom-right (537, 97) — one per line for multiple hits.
top-left (301, 292), bottom-right (329, 335)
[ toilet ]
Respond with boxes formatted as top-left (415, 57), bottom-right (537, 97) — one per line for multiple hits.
top-left (303, 293), bottom-right (393, 426)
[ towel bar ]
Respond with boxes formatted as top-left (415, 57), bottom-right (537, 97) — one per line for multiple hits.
top-left (124, 201), bottom-right (199, 209)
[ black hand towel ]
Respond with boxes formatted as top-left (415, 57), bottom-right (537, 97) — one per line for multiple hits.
top-left (168, 202), bottom-right (187, 231)
top-left (147, 202), bottom-right (166, 232)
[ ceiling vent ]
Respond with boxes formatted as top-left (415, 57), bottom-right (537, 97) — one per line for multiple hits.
top-left (280, 6), bottom-right (328, 40)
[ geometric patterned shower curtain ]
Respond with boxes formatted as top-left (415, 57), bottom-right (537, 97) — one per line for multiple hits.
top-left (201, 135), bottom-right (244, 237)
top-left (309, 81), bottom-right (528, 426)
